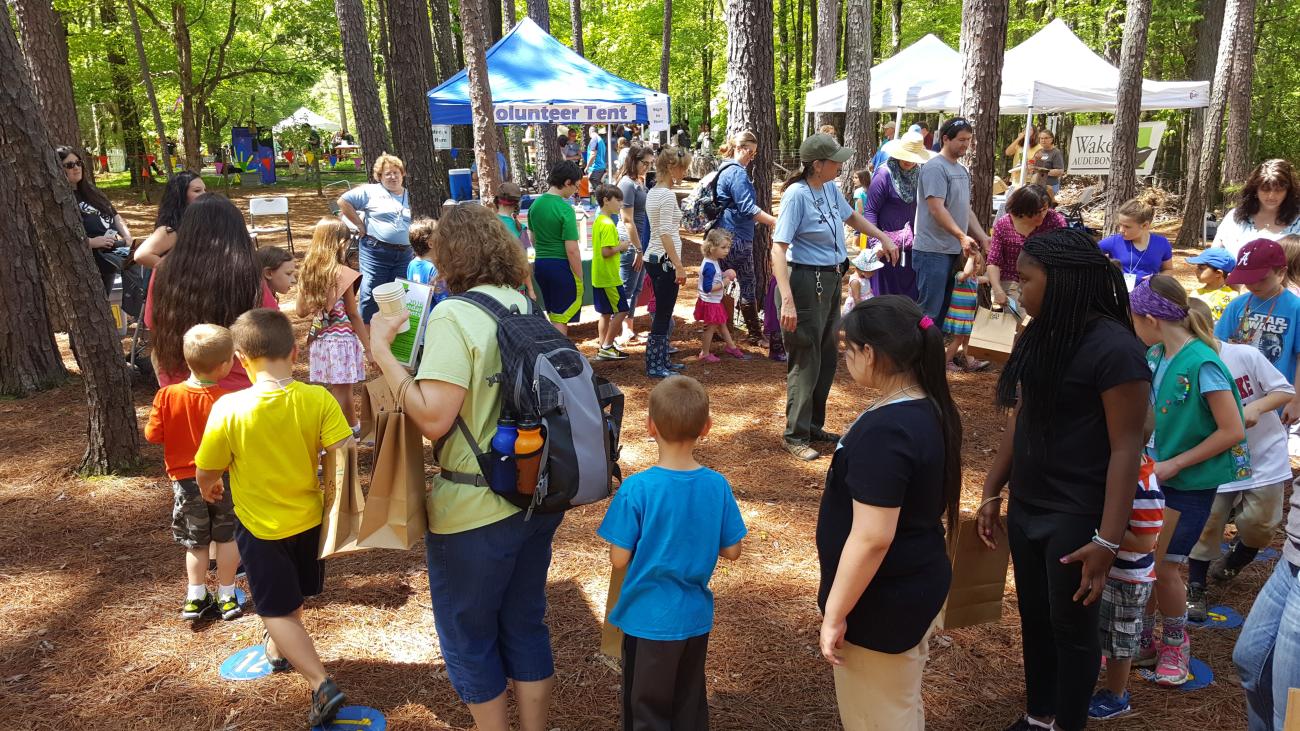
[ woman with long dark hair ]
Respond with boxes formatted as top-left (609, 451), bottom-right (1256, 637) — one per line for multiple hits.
top-left (977, 229), bottom-right (1151, 731)
top-left (57, 145), bottom-right (134, 293)
top-left (1213, 159), bottom-right (1300, 256)
top-left (146, 193), bottom-right (274, 389)
top-left (816, 296), bottom-right (962, 730)
top-left (133, 170), bottom-right (207, 268)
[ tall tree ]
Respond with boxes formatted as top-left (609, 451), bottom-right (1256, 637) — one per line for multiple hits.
top-left (1103, 0), bottom-right (1152, 231)
top-left (957, 0), bottom-right (1008, 228)
top-left (660, 0), bottom-right (672, 97)
top-left (386, 0), bottom-right (446, 215)
top-left (461, 0), bottom-right (502, 200)
top-left (889, 0), bottom-right (901, 55)
top-left (10, 0), bottom-right (81, 150)
top-left (1222, 0), bottom-right (1259, 185)
top-left (839, 0), bottom-right (872, 191)
top-left (502, 0), bottom-right (530, 184)
top-left (526, 0), bottom-right (561, 176)
top-left (336, 0), bottom-right (392, 173)
top-left (793, 0), bottom-right (805, 149)
top-left (1, 9), bottom-right (140, 473)
top-left (376, 0), bottom-right (400, 146)
top-left (0, 160), bottom-right (65, 397)
top-left (778, 0), bottom-right (790, 148)
top-left (1182, 0), bottom-right (1225, 191)
top-left (569, 0), bottom-right (584, 56)
top-left (725, 0), bottom-right (777, 302)
top-left (812, 0), bottom-right (840, 130)
top-left (122, 0), bottom-right (167, 179)
top-left (1177, 0), bottom-right (1248, 249)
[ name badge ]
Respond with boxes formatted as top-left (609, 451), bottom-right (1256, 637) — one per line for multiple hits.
top-left (1124, 272), bottom-right (1137, 291)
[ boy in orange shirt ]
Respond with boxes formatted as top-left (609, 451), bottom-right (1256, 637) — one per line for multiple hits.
top-left (144, 323), bottom-right (243, 621)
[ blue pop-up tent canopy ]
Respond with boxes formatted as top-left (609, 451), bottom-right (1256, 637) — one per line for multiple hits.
top-left (427, 18), bottom-right (668, 127)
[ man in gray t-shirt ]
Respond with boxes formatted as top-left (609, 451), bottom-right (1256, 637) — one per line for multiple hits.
top-left (912, 118), bottom-right (989, 322)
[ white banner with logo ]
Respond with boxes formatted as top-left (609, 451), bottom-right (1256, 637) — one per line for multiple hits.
top-left (1067, 121), bottom-right (1167, 177)
top-left (492, 103), bottom-right (636, 125)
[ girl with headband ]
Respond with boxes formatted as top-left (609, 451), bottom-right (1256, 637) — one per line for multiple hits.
top-left (1130, 275), bottom-right (1247, 688)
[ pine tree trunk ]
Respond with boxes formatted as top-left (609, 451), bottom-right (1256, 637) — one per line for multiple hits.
top-left (793, 0), bottom-right (805, 151)
top-left (10, 0), bottom-right (81, 151)
top-left (569, 0), bottom-right (584, 55)
top-left (376, 0), bottom-right (400, 147)
top-left (429, 0), bottom-right (464, 192)
top-left (460, 0), bottom-right (503, 200)
top-left (725, 0), bottom-right (777, 305)
top-left (502, 0), bottom-right (530, 185)
top-left (526, 0), bottom-right (561, 177)
top-left (1, 10), bottom-right (140, 472)
top-left (1221, 0), bottom-right (1257, 186)
top-left (890, 0), bottom-right (901, 54)
top-left (812, 0), bottom-right (840, 131)
top-left (839, 0), bottom-right (872, 192)
top-left (660, 0), bottom-right (672, 95)
top-left (336, 0), bottom-right (392, 174)
top-left (104, 0), bottom-right (150, 191)
top-left (171, 1), bottom-right (203, 170)
top-left (957, 0), bottom-right (1008, 229)
top-left (386, 0), bottom-right (447, 216)
top-left (1182, 0), bottom-right (1225, 193)
top-left (1177, 0), bottom-right (1244, 249)
top-left (1103, 0), bottom-right (1152, 231)
top-left (0, 160), bottom-right (65, 397)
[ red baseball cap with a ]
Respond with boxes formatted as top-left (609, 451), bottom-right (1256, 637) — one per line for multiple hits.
top-left (1226, 238), bottom-right (1288, 285)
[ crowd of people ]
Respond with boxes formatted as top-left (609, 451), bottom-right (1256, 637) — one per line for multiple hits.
top-left (54, 113), bottom-right (1300, 730)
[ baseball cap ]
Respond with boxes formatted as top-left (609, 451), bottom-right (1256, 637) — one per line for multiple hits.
top-left (1185, 247), bottom-right (1236, 274)
top-left (1226, 238), bottom-right (1287, 285)
top-left (800, 133), bottom-right (854, 163)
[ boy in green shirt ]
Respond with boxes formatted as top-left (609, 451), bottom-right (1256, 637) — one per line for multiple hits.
top-left (592, 184), bottom-right (631, 360)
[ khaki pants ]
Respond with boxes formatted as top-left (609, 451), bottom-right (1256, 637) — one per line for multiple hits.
top-left (832, 626), bottom-right (934, 731)
top-left (1189, 483), bottom-right (1286, 561)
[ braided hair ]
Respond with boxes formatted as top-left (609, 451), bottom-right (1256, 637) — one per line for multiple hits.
top-left (995, 228), bottom-right (1132, 435)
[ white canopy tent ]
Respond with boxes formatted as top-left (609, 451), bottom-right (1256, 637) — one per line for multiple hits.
top-left (804, 34), bottom-right (963, 115)
top-left (272, 107), bottom-right (341, 133)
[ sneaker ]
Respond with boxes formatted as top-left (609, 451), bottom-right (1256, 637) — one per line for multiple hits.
top-left (963, 356), bottom-right (991, 372)
top-left (596, 346), bottom-right (628, 361)
top-left (1154, 636), bottom-right (1190, 686)
top-left (307, 677), bottom-right (347, 728)
top-left (217, 595), bottom-right (243, 621)
top-left (1187, 582), bottom-right (1208, 623)
top-left (181, 592), bottom-right (215, 621)
top-left (1133, 636), bottom-right (1158, 668)
top-left (1208, 555), bottom-right (1241, 584)
top-left (698, 353), bottom-right (721, 363)
top-left (784, 441), bottom-right (820, 461)
top-left (1088, 689), bottom-right (1132, 720)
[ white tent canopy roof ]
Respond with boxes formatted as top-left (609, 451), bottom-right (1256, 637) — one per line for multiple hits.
top-left (804, 34), bottom-right (962, 114)
top-left (272, 107), bottom-right (341, 132)
top-left (805, 20), bottom-right (1209, 114)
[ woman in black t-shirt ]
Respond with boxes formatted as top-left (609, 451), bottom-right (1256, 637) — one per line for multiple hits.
top-left (815, 296), bottom-right (963, 731)
top-left (978, 229), bottom-right (1150, 731)
top-left (58, 146), bottom-right (134, 293)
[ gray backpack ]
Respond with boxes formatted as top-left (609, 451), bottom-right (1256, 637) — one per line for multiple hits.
top-left (439, 292), bottom-right (623, 515)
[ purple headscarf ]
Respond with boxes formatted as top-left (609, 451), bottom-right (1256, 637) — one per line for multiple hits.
top-left (1130, 278), bottom-right (1188, 321)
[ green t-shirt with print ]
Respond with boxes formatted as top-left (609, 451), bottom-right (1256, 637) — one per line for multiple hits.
top-left (591, 213), bottom-right (623, 288)
top-left (528, 193), bottom-right (578, 260)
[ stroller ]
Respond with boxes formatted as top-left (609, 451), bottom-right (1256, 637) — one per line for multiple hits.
top-left (104, 248), bottom-right (154, 385)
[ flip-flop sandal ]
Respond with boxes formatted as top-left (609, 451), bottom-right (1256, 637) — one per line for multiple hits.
top-left (261, 629), bottom-right (293, 672)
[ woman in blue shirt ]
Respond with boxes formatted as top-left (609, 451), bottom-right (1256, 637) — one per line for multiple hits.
top-left (771, 134), bottom-right (898, 461)
top-left (337, 153), bottom-right (413, 322)
top-left (1097, 197), bottom-right (1172, 290)
top-left (715, 130), bottom-right (778, 342)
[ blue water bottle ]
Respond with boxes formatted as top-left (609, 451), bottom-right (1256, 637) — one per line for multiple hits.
top-left (489, 416), bottom-right (518, 495)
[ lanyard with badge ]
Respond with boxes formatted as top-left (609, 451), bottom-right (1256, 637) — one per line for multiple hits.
top-left (807, 184), bottom-right (844, 301)
top-left (1123, 242), bottom-right (1149, 292)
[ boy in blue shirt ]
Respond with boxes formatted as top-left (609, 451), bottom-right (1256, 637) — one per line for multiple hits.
top-left (598, 376), bottom-right (746, 730)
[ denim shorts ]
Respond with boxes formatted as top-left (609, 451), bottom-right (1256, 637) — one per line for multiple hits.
top-left (424, 510), bottom-right (564, 704)
top-left (1162, 485), bottom-right (1218, 563)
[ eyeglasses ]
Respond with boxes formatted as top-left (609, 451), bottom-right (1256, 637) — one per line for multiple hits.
top-left (63, 160), bottom-right (83, 169)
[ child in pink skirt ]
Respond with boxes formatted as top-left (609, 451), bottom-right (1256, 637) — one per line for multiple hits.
top-left (695, 228), bottom-right (749, 362)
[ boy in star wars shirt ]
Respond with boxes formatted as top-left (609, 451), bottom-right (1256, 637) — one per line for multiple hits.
top-left (1215, 241), bottom-right (1300, 418)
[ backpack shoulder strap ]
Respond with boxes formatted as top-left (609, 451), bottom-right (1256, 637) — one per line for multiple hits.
top-left (447, 290), bottom-right (538, 321)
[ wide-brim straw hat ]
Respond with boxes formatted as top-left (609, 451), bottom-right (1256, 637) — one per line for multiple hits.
top-left (882, 131), bottom-right (936, 165)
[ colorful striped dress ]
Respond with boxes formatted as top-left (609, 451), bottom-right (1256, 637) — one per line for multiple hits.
top-left (942, 276), bottom-right (979, 336)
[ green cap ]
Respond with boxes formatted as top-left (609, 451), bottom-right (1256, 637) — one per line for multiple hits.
top-left (799, 133), bottom-right (854, 163)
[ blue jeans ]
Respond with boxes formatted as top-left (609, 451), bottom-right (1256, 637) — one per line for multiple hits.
top-left (1233, 560), bottom-right (1300, 730)
top-left (358, 235), bottom-right (414, 323)
top-left (621, 216), bottom-right (651, 316)
top-left (912, 250), bottom-right (958, 322)
top-left (424, 510), bottom-right (564, 704)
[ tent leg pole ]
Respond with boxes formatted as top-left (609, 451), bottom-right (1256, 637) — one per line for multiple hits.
top-left (894, 108), bottom-right (903, 139)
top-left (1020, 106), bottom-right (1034, 187)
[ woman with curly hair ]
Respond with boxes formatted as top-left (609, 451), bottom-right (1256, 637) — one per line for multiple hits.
top-left (369, 203), bottom-right (559, 731)
top-left (145, 193), bottom-right (276, 389)
top-left (1214, 159), bottom-right (1300, 256)
top-left (133, 170), bottom-right (206, 268)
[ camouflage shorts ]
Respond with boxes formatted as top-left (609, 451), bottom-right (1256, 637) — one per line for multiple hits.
top-left (171, 477), bottom-right (235, 548)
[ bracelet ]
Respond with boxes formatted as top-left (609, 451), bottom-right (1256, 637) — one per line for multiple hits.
top-left (1091, 532), bottom-right (1120, 555)
top-left (978, 495), bottom-right (1004, 511)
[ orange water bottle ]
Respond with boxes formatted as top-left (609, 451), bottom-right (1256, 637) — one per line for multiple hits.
top-left (515, 417), bottom-right (544, 495)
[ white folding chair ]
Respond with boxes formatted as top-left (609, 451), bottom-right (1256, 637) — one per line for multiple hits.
top-left (248, 196), bottom-right (294, 253)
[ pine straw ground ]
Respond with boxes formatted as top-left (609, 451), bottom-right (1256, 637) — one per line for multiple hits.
top-left (0, 186), bottom-right (1279, 730)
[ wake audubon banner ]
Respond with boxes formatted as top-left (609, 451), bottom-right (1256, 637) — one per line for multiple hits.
top-left (1067, 121), bottom-right (1167, 177)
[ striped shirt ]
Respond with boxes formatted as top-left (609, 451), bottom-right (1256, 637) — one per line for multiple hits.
top-left (1109, 456), bottom-right (1165, 584)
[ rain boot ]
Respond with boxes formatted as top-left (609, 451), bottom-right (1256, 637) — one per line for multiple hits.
top-left (646, 334), bottom-right (673, 379)
top-left (740, 300), bottom-right (766, 346)
top-left (768, 331), bottom-right (787, 362)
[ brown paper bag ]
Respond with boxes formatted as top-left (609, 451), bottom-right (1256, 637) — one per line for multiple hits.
top-left (318, 443), bottom-right (369, 559)
top-left (359, 377), bottom-right (396, 445)
top-left (599, 564), bottom-right (628, 659)
top-left (968, 304), bottom-right (1019, 363)
top-left (358, 379), bottom-right (428, 550)
top-left (1285, 688), bottom-right (1300, 731)
top-left (939, 513), bottom-right (1011, 630)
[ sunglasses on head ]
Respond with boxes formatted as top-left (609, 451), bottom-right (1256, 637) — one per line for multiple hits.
top-left (63, 160), bottom-right (83, 169)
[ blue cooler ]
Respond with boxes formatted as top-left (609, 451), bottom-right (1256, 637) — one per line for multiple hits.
top-left (449, 168), bottom-right (472, 201)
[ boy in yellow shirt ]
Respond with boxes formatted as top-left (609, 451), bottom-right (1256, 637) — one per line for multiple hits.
top-left (592, 184), bottom-right (632, 360)
top-left (195, 309), bottom-right (353, 728)
top-left (1186, 248), bottom-right (1237, 322)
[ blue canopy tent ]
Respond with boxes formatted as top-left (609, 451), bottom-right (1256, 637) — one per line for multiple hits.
top-left (427, 18), bottom-right (669, 173)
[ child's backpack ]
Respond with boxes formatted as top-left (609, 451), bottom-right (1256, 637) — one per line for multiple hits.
top-left (438, 291), bottom-right (623, 516)
top-left (680, 160), bottom-right (739, 234)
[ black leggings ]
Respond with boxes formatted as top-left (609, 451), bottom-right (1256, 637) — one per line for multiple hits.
top-left (1007, 500), bottom-right (1103, 731)
top-left (646, 260), bottom-right (679, 337)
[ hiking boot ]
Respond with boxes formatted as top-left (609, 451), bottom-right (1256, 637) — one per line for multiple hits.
top-left (1208, 554), bottom-right (1242, 584)
top-left (181, 592), bottom-right (215, 621)
top-left (1154, 636), bottom-right (1190, 686)
top-left (784, 441), bottom-right (820, 461)
top-left (307, 677), bottom-right (346, 728)
top-left (596, 346), bottom-right (628, 361)
top-left (217, 594), bottom-right (244, 621)
top-left (1187, 582), bottom-right (1208, 623)
top-left (811, 429), bottom-right (842, 444)
top-left (1088, 689), bottom-right (1132, 720)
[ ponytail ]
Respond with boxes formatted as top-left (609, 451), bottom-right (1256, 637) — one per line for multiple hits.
top-left (782, 162), bottom-right (816, 192)
top-left (1185, 298), bottom-right (1217, 348)
top-left (841, 296), bottom-right (963, 546)
top-left (718, 129), bottom-right (759, 159)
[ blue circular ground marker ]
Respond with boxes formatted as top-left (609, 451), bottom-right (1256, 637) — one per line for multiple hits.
top-left (1188, 605), bottom-right (1245, 630)
top-left (313, 706), bottom-right (386, 731)
top-left (219, 645), bottom-right (273, 681)
top-left (1182, 658), bottom-right (1214, 691)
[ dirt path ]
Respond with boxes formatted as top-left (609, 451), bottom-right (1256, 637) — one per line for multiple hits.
top-left (0, 189), bottom-right (1264, 729)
